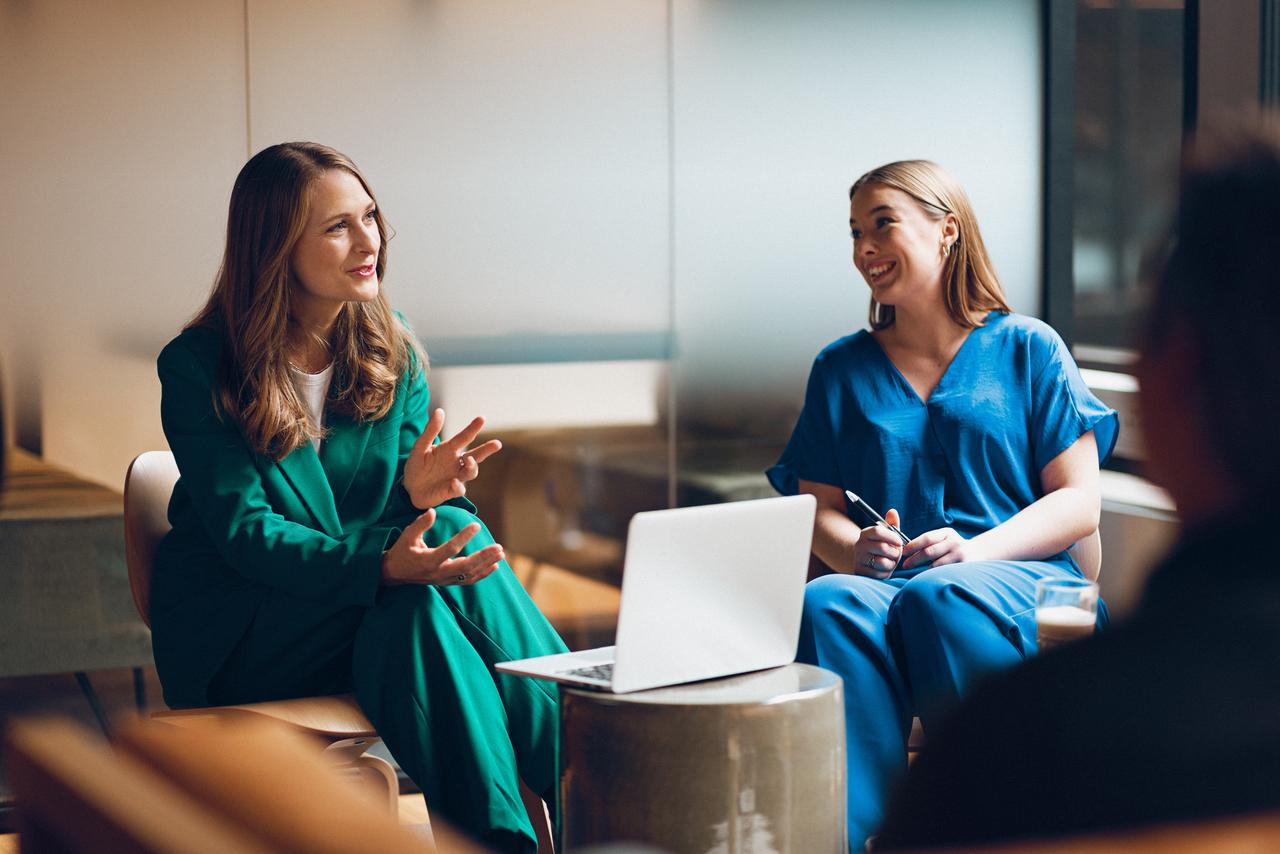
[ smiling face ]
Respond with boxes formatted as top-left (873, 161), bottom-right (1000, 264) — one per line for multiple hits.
top-left (849, 183), bottom-right (956, 311)
top-left (289, 168), bottom-right (381, 328)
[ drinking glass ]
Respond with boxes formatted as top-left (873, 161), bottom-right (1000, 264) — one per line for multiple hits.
top-left (1035, 578), bottom-right (1099, 653)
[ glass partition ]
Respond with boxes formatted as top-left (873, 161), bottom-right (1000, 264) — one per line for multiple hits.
top-left (669, 0), bottom-right (1043, 513)
top-left (1072, 0), bottom-right (1186, 354)
top-left (252, 1), bottom-right (1044, 648)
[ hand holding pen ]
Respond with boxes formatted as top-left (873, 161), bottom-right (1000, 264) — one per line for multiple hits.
top-left (845, 490), bottom-right (910, 578)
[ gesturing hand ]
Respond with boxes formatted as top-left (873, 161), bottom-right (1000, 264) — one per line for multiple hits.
top-left (403, 409), bottom-right (503, 510)
top-left (380, 508), bottom-right (505, 586)
top-left (852, 508), bottom-right (904, 579)
top-left (899, 527), bottom-right (982, 570)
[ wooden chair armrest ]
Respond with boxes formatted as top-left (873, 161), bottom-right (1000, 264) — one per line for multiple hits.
top-left (154, 693), bottom-right (376, 738)
top-left (6, 716), bottom-right (270, 853)
top-left (117, 716), bottom-right (476, 852)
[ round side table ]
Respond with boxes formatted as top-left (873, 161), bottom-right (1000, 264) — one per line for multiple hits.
top-left (560, 663), bottom-right (846, 853)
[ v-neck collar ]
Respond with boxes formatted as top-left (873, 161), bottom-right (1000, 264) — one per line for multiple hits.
top-left (273, 375), bottom-right (374, 536)
top-left (867, 311), bottom-right (995, 405)
top-left (276, 444), bottom-right (343, 537)
top-left (321, 408), bottom-right (373, 512)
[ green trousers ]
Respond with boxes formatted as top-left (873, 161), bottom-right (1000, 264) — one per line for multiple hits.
top-left (207, 507), bottom-right (568, 853)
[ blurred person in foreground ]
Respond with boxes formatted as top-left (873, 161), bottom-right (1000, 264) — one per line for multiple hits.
top-left (875, 117), bottom-right (1280, 848)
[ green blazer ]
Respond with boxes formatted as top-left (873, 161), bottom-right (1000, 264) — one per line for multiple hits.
top-left (151, 321), bottom-right (474, 708)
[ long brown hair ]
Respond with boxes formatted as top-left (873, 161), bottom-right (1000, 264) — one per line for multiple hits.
top-left (849, 159), bottom-right (1011, 330)
top-left (188, 142), bottom-right (424, 460)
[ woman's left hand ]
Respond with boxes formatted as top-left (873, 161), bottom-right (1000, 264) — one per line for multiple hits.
top-left (403, 408), bottom-right (503, 509)
top-left (899, 527), bottom-right (986, 570)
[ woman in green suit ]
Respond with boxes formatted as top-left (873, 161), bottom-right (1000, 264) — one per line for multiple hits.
top-left (151, 141), bottom-right (567, 853)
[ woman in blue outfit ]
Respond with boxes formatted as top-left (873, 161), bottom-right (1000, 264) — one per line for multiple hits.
top-left (767, 160), bottom-right (1117, 850)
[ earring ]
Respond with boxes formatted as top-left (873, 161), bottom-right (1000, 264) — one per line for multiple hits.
top-left (941, 241), bottom-right (950, 259)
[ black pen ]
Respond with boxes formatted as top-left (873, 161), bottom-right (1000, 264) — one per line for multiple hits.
top-left (845, 490), bottom-right (910, 545)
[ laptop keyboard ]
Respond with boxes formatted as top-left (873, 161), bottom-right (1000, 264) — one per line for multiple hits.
top-left (558, 662), bottom-right (615, 682)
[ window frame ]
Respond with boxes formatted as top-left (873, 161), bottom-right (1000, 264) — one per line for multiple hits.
top-left (1040, 0), bottom-right (1200, 368)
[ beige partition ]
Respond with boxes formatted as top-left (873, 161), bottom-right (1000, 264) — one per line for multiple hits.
top-left (0, 0), bottom-right (248, 487)
top-left (245, 0), bottom-right (672, 350)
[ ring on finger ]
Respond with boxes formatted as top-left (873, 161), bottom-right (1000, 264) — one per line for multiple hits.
top-left (455, 573), bottom-right (465, 582)
top-left (864, 556), bottom-right (877, 569)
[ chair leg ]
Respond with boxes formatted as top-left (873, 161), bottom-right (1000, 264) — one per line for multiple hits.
top-left (74, 672), bottom-right (112, 739)
top-left (324, 736), bottom-right (399, 816)
top-left (519, 778), bottom-right (556, 854)
top-left (133, 667), bottom-right (147, 715)
top-left (907, 716), bottom-right (926, 765)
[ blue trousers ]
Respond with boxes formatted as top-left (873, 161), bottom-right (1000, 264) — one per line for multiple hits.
top-left (796, 558), bottom-right (1096, 850)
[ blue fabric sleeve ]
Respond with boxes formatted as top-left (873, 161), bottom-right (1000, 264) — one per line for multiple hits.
top-left (768, 355), bottom-right (842, 495)
top-left (1029, 327), bottom-right (1119, 473)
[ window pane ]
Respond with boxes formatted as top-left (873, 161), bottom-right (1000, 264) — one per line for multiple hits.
top-left (1073, 0), bottom-right (1185, 353)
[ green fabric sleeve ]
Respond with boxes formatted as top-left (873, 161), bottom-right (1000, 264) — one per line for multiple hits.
top-left (159, 338), bottom-right (386, 606)
top-left (377, 322), bottom-right (477, 527)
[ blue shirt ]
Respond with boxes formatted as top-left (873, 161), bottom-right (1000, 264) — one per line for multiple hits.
top-left (767, 313), bottom-right (1118, 551)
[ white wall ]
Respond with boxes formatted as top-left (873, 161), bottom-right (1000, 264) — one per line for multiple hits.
top-left (0, 1), bottom-right (1043, 488)
top-left (245, 1), bottom-right (671, 345)
top-left (0, 0), bottom-right (247, 485)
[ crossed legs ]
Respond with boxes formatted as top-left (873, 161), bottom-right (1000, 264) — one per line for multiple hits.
top-left (797, 558), bottom-right (1082, 849)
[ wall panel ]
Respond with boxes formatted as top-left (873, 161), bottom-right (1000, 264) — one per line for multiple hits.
top-left (0, 0), bottom-right (247, 486)
top-left (671, 0), bottom-right (1043, 435)
top-left (246, 1), bottom-right (671, 353)
top-left (0, 1), bottom-right (1044, 493)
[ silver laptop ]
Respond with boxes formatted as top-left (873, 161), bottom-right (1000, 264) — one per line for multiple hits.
top-left (496, 493), bottom-right (816, 693)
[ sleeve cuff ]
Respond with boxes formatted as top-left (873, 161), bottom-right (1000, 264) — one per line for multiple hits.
top-left (349, 526), bottom-right (399, 605)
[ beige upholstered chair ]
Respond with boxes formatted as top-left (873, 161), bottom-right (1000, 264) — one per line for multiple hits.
top-left (123, 451), bottom-right (553, 851)
top-left (123, 452), bottom-right (397, 809)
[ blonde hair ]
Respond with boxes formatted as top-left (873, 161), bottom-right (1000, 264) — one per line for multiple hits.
top-left (849, 159), bottom-right (1011, 330)
top-left (188, 142), bottom-right (425, 460)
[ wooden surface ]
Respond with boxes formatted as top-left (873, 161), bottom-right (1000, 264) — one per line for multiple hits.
top-left (1, 448), bottom-right (122, 521)
top-left (0, 447), bottom-right (150, 678)
top-left (155, 694), bottom-right (377, 738)
top-left (7, 717), bottom-right (271, 853)
top-left (114, 717), bottom-right (440, 853)
top-left (511, 556), bottom-right (621, 649)
top-left (6, 715), bottom-right (489, 853)
top-left (924, 813), bottom-right (1280, 853)
top-left (0, 795), bottom-right (433, 853)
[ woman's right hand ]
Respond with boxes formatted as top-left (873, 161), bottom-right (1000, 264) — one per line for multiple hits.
top-left (380, 508), bottom-right (505, 586)
top-left (852, 508), bottom-right (904, 579)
